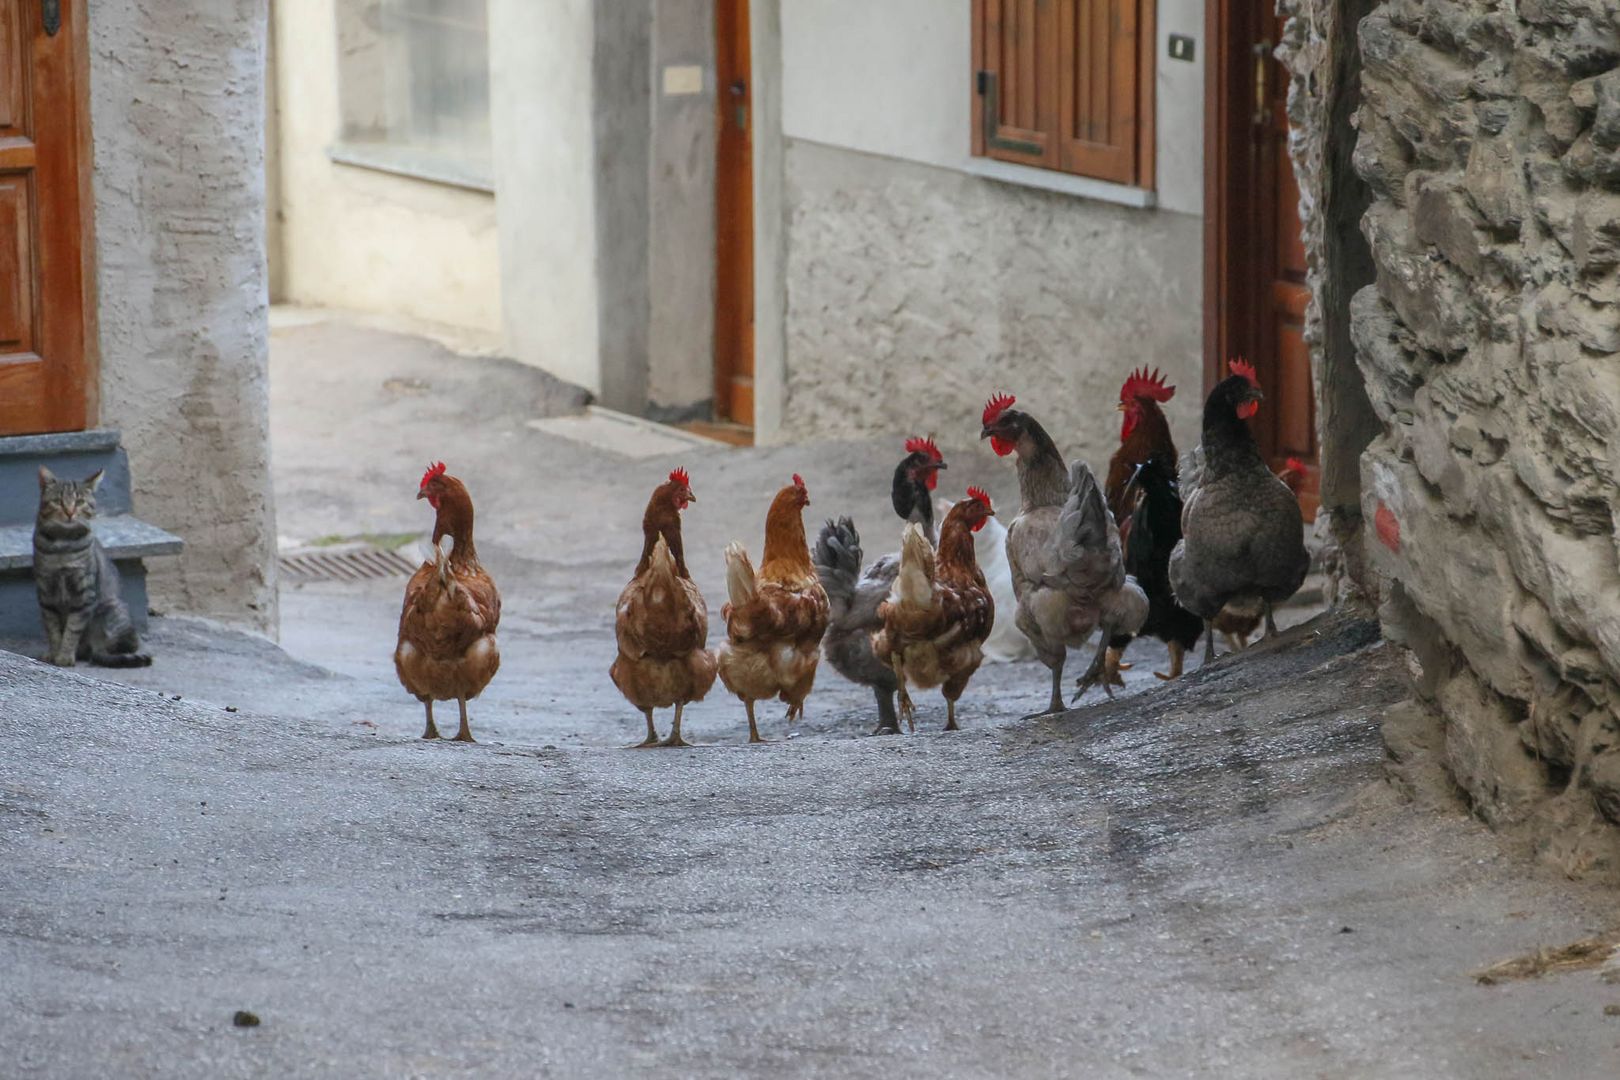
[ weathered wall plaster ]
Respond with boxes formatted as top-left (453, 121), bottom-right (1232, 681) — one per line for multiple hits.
top-left (1343, 0), bottom-right (1620, 873)
top-left (270, 0), bottom-right (501, 336)
top-left (771, 0), bottom-right (1206, 459)
top-left (91, 0), bottom-right (279, 634)
top-left (778, 141), bottom-right (1203, 471)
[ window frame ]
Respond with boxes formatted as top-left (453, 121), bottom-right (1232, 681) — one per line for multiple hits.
top-left (970, 0), bottom-right (1156, 191)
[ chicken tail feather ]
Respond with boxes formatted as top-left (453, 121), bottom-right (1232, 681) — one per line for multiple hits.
top-left (1056, 461), bottom-right (1111, 562)
top-left (811, 517), bottom-right (863, 608)
top-left (724, 541), bottom-right (756, 607)
top-left (893, 522), bottom-right (937, 609)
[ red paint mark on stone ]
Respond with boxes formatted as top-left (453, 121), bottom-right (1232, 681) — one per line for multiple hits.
top-left (1375, 503), bottom-right (1401, 553)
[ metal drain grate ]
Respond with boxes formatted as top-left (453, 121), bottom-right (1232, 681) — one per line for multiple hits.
top-left (279, 546), bottom-right (421, 584)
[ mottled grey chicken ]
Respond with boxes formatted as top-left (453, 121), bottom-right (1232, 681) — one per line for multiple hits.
top-left (980, 395), bottom-right (1147, 715)
top-left (812, 438), bottom-right (946, 734)
top-left (1169, 366), bottom-right (1310, 662)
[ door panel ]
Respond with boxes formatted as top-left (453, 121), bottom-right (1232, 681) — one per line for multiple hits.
top-left (0, 0), bottom-right (90, 437)
top-left (0, 177), bottom-right (36, 350)
top-left (713, 0), bottom-right (754, 431)
top-left (1204, 0), bottom-right (1317, 519)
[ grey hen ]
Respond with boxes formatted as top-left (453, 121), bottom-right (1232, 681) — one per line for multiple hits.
top-left (812, 439), bottom-right (946, 733)
top-left (1169, 366), bottom-right (1310, 662)
top-left (980, 394), bottom-right (1146, 715)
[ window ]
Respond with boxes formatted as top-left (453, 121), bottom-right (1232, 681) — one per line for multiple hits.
top-left (334, 0), bottom-right (492, 190)
top-left (971, 0), bottom-right (1153, 188)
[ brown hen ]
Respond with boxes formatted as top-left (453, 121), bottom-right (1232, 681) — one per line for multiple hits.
top-left (610, 468), bottom-right (717, 748)
top-left (394, 463), bottom-right (501, 742)
top-left (872, 488), bottom-right (997, 733)
top-left (717, 474), bottom-right (830, 742)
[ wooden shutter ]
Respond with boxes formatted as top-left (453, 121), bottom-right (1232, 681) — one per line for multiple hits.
top-left (974, 0), bottom-right (1058, 169)
top-left (974, 0), bottom-right (1153, 188)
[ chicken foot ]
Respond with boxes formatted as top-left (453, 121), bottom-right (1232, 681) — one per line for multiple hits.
top-left (658, 703), bottom-right (691, 748)
top-left (944, 697), bottom-right (960, 733)
top-left (891, 656), bottom-right (917, 733)
top-left (744, 699), bottom-right (767, 744)
top-left (1072, 632), bottom-right (1118, 703)
top-left (420, 699), bottom-right (441, 740)
top-left (452, 697), bottom-right (476, 743)
top-left (632, 708), bottom-right (660, 748)
top-left (1154, 641), bottom-right (1186, 681)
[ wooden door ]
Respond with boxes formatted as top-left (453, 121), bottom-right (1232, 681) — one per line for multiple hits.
top-left (0, 0), bottom-right (93, 436)
top-left (713, 0), bottom-right (753, 431)
top-left (1204, 0), bottom-right (1318, 518)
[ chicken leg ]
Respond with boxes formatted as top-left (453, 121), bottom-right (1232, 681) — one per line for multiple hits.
top-left (659, 703), bottom-right (691, 748)
top-left (872, 687), bottom-right (901, 736)
top-left (891, 656), bottom-right (917, 733)
top-left (633, 708), bottom-right (659, 748)
top-left (1263, 601), bottom-right (1279, 638)
top-left (421, 699), bottom-right (441, 740)
top-left (745, 699), bottom-right (766, 744)
top-left (1022, 659), bottom-right (1067, 720)
top-left (944, 697), bottom-right (960, 732)
top-left (1204, 620), bottom-right (1217, 664)
top-left (452, 697), bottom-right (476, 743)
top-left (1154, 640), bottom-right (1186, 681)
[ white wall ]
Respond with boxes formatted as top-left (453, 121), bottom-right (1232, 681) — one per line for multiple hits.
top-left (488, 0), bottom-right (603, 394)
top-left (271, 0), bottom-right (502, 336)
top-left (780, 0), bottom-right (1205, 216)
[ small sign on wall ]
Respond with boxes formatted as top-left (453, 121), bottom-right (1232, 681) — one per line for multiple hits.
top-left (662, 65), bottom-right (704, 96)
top-left (1168, 34), bottom-right (1196, 62)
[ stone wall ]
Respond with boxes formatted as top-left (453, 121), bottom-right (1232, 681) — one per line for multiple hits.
top-left (92, 0), bottom-right (278, 634)
top-left (1345, 0), bottom-right (1620, 873)
top-left (780, 140), bottom-right (1205, 473)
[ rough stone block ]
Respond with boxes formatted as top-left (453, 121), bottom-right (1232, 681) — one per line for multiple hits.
top-left (1438, 667), bottom-right (1549, 826)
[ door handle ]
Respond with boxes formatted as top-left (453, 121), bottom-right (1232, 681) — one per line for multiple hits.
top-left (42, 0), bottom-right (61, 36)
top-left (729, 80), bottom-right (748, 130)
top-left (1252, 39), bottom-right (1272, 127)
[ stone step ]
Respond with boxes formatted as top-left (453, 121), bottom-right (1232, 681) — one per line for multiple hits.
top-left (0, 515), bottom-right (183, 572)
top-left (0, 429), bottom-right (182, 640)
top-left (0, 428), bottom-right (132, 523)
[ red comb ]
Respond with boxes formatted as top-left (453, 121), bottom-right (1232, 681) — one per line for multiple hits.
top-left (419, 461), bottom-right (446, 489)
top-left (1229, 357), bottom-right (1258, 386)
top-left (904, 435), bottom-right (943, 462)
top-left (1120, 365), bottom-right (1175, 404)
top-left (669, 467), bottom-right (690, 487)
top-left (967, 486), bottom-right (993, 510)
top-left (982, 392), bottom-right (1016, 427)
top-left (1285, 457), bottom-right (1305, 473)
top-left (792, 473), bottom-right (805, 489)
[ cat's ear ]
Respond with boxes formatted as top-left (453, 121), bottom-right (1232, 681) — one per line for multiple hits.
top-left (85, 469), bottom-right (104, 490)
top-left (38, 466), bottom-right (55, 489)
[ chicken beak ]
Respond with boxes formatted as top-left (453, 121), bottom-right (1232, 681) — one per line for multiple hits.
top-left (416, 489), bottom-right (429, 500)
top-left (686, 491), bottom-right (697, 503)
top-left (1115, 401), bottom-right (1128, 413)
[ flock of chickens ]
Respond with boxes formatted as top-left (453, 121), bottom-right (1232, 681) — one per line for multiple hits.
top-left (391, 361), bottom-right (1310, 745)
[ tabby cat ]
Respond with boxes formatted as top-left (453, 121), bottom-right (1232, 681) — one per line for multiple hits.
top-left (33, 467), bottom-right (152, 668)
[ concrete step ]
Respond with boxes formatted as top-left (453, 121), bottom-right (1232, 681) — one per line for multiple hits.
top-left (0, 428), bottom-right (132, 523)
top-left (0, 430), bottom-right (182, 640)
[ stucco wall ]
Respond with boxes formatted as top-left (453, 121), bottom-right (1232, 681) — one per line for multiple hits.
top-left (778, 141), bottom-right (1203, 469)
top-left (772, 0), bottom-right (1205, 463)
top-left (91, 0), bottom-right (278, 634)
top-left (271, 0), bottom-right (501, 336)
top-left (1346, 0), bottom-right (1620, 874)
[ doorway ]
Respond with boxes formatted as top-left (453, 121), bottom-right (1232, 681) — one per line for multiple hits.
top-left (712, 0), bottom-right (754, 436)
top-left (0, 0), bottom-right (94, 436)
top-left (1204, 0), bottom-right (1318, 518)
